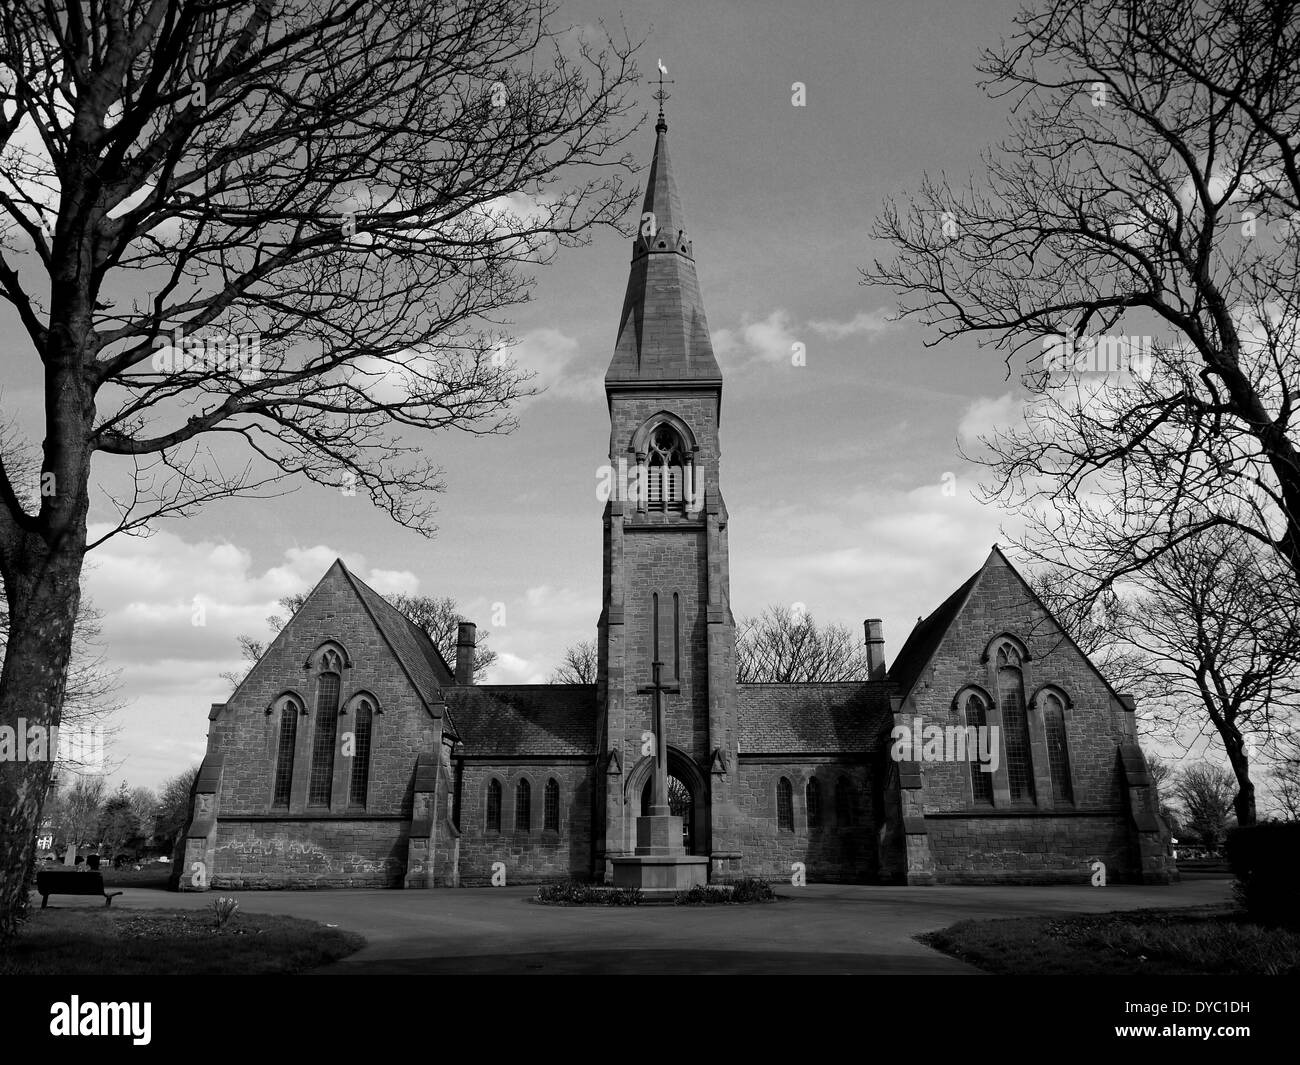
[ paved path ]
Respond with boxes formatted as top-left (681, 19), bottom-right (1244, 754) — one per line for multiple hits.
top-left (55, 876), bottom-right (1233, 975)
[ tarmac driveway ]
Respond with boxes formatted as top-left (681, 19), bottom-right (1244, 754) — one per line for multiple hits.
top-left (70, 877), bottom-right (1234, 975)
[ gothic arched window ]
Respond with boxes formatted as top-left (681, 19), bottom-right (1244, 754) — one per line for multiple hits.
top-left (1042, 690), bottom-right (1073, 803)
top-left (348, 699), bottom-right (374, 807)
top-left (964, 690), bottom-right (994, 806)
top-left (308, 651), bottom-right (342, 806)
top-left (272, 700), bottom-right (298, 807)
top-left (515, 778), bottom-right (532, 832)
top-left (647, 423), bottom-right (687, 512)
top-left (997, 644), bottom-right (1035, 803)
top-left (544, 778), bottom-right (560, 832)
top-left (486, 779), bottom-right (502, 833)
top-left (777, 777), bottom-right (794, 831)
top-left (806, 777), bottom-right (821, 829)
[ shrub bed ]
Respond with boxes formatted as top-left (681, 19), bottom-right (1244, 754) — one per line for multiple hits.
top-left (1225, 821), bottom-right (1300, 929)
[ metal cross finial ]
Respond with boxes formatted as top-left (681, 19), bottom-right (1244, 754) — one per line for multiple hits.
top-left (651, 58), bottom-right (674, 132)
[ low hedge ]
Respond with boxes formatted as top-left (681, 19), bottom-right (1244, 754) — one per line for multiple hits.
top-left (1224, 821), bottom-right (1300, 929)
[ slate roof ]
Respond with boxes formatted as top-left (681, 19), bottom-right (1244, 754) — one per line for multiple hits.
top-left (606, 120), bottom-right (722, 384)
top-left (887, 567), bottom-right (982, 701)
top-left (737, 683), bottom-right (894, 754)
top-left (333, 562), bottom-right (457, 729)
top-left (444, 685), bottom-right (598, 757)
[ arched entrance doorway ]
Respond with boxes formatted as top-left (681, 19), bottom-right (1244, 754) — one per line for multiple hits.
top-left (641, 774), bottom-right (694, 853)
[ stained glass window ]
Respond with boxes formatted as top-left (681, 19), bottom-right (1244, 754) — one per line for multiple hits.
top-left (965, 692), bottom-right (995, 805)
top-left (777, 777), bottom-right (794, 831)
top-left (544, 778), bottom-right (560, 831)
top-left (348, 699), bottom-right (373, 806)
top-left (486, 779), bottom-right (502, 832)
top-left (273, 701), bottom-right (297, 807)
top-left (806, 777), bottom-right (821, 828)
top-left (308, 670), bottom-right (340, 806)
top-left (999, 662), bottom-right (1035, 803)
top-left (515, 778), bottom-right (531, 832)
top-left (1043, 691), bottom-right (1073, 803)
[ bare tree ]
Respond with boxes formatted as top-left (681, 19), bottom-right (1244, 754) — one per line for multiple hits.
top-left (1120, 531), bottom-right (1300, 826)
top-left (223, 590), bottom-right (498, 687)
top-left (736, 605), bottom-right (871, 684)
top-left (550, 639), bottom-right (596, 684)
top-left (57, 774), bottom-right (107, 854)
top-left (865, 0), bottom-right (1300, 609)
top-left (0, 0), bottom-right (642, 936)
top-left (1173, 763), bottom-right (1237, 851)
top-left (154, 764), bottom-right (200, 852)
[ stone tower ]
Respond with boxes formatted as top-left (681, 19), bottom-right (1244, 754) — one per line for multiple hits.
top-left (596, 107), bottom-right (743, 882)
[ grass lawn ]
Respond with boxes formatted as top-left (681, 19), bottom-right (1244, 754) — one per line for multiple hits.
top-left (1, 907), bottom-right (365, 975)
top-left (919, 904), bottom-right (1300, 975)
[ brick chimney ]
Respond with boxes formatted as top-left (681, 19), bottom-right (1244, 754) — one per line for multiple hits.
top-left (455, 622), bottom-right (477, 684)
top-left (864, 619), bottom-right (886, 681)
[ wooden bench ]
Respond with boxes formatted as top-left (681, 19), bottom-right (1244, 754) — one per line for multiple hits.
top-left (36, 870), bottom-right (123, 908)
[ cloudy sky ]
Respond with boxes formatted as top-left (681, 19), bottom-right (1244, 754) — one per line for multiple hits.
top-left (2, 0), bottom-right (1052, 791)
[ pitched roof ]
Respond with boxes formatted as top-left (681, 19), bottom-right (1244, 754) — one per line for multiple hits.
top-left (325, 562), bottom-right (457, 732)
top-left (887, 566), bottom-right (983, 701)
top-left (887, 545), bottom-right (1131, 706)
top-left (737, 682), bottom-right (894, 754)
top-left (606, 119), bottom-right (722, 385)
top-left (443, 685), bottom-right (598, 757)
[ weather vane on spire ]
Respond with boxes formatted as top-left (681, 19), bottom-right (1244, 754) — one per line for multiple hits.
top-left (652, 58), bottom-right (674, 131)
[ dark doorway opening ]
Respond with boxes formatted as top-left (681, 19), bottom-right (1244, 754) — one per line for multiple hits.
top-left (641, 774), bottom-right (694, 853)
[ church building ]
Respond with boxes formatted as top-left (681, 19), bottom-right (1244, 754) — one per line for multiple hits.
top-left (177, 109), bottom-right (1174, 891)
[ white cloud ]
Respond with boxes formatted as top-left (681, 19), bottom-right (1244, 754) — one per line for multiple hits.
top-left (75, 530), bottom-right (422, 788)
top-left (712, 309), bottom-right (800, 368)
top-left (498, 327), bottom-right (602, 404)
top-left (957, 393), bottom-right (1024, 448)
top-left (807, 307), bottom-right (895, 340)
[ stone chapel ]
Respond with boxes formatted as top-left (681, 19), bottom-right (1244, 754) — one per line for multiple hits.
top-left (177, 110), bottom-right (1175, 891)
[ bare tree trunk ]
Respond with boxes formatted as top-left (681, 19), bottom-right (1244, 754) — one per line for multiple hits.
top-left (1223, 729), bottom-right (1258, 828)
top-left (0, 537), bottom-right (84, 938)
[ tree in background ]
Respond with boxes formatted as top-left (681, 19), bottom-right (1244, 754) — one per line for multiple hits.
top-left (1173, 764), bottom-right (1237, 852)
top-left (97, 782), bottom-right (140, 857)
top-left (736, 605), bottom-right (871, 684)
top-left (154, 766), bottom-right (201, 852)
top-left (1029, 529), bottom-right (1300, 827)
top-left (223, 591), bottom-right (498, 688)
top-left (128, 786), bottom-right (158, 846)
top-left (550, 639), bottom-right (597, 684)
top-left (0, 0), bottom-right (641, 938)
top-left (57, 775), bottom-right (107, 855)
top-left (867, 0), bottom-right (1300, 603)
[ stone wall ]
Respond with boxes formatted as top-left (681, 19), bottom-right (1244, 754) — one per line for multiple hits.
top-left (734, 759), bottom-right (878, 882)
top-left (192, 564), bottom-right (453, 888)
top-left (898, 552), bottom-right (1170, 883)
top-left (455, 761), bottom-right (595, 884)
top-left (211, 819), bottom-right (408, 888)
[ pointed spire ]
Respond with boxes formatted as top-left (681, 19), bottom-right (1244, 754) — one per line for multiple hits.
top-left (606, 113), bottom-right (722, 386)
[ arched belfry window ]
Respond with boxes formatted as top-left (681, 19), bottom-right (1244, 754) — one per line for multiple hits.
top-left (996, 642), bottom-right (1035, 803)
top-left (647, 423), bottom-right (687, 512)
top-left (309, 651), bottom-right (342, 806)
